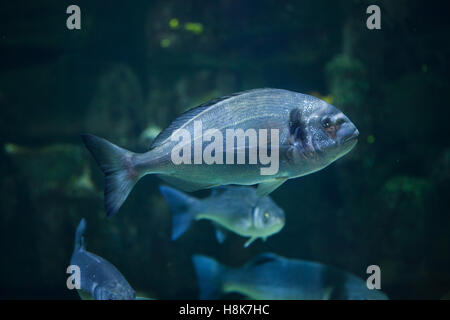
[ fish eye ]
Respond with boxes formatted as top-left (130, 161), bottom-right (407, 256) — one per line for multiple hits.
top-left (263, 212), bottom-right (270, 222)
top-left (322, 117), bottom-right (332, 128)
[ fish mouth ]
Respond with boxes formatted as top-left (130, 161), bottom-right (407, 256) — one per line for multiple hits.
top-left (342, 128), bottom-right (359, 144)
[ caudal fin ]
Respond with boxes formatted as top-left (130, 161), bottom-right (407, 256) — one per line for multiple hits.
top-left (82, 134), bottom-right (140, 217)
top-left (192, 255), bottom-right (224, 300)
top-left (159, 185), bottom-right (197, 240)
top-left (74, 218), bottom-right (87, 251)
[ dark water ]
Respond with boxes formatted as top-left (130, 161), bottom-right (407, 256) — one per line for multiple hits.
top-left (0, 0), bottom-right (449, 299)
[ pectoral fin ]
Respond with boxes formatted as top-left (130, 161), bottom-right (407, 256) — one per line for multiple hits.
top-left (256, 178), bottom-right (287, 197)
top-left (215, 227), bottom-right (227, 244)
top-left (244, 237), bottom-right (258, 248)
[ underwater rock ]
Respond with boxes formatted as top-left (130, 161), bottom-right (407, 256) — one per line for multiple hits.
top-left (139, 124), bottom-right (162, 147)
top-left (431, 148), bottom-right (450, 183)
top-left (85, 65), bottom-right (145, 148)
top-left (4, 142), bottom-right (98, 199)
top-left (325, 54), bottom-right (368, 112)
top-left (381, 175), bottom-right (432, 211)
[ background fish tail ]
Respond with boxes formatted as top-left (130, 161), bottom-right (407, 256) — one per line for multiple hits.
top-left (81, 134), bottom-right (141, 217)
top-left (192, 255), bottom-right (225, 300)
top-left (159, 185), bottom-right (197, 240)
top-left (74, 218), bottom-right (86, 252)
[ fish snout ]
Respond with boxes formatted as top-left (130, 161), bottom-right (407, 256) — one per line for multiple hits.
top-left (276, 214), bottom-right (286, 229)
top-left (337, 118), bottom-right (359, 144)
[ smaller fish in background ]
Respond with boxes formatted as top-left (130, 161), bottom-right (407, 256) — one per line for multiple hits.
top-left (159, 185), bottom-right (285, 247)
top-left (70, 218), bottom-right (137, 300)
top-left (192, 253), bottom-right (388, 300)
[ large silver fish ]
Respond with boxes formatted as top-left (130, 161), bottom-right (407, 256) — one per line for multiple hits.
top-left (82, 88), bottom-right (359, 217)
top-left (70, 219), bottom-right (136, 300)
top-left (192, 253), bottom-right (388, 300)
top-left (159, 185), bottom-right (285, 247)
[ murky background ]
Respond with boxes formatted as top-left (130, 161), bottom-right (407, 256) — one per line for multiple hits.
top-left (0, 0), bottom-right (449, 299)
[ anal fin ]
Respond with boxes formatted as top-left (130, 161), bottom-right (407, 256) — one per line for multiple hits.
top-left (215, 227), bottom-right (227, 244)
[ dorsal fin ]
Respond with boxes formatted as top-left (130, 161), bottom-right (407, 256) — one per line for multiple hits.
top-left (246, 252), bottom-right (280, 267)
top-left (150, 89), bottom-right (267, 149)
top-left (214, 224), bottom-right (227, 244)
